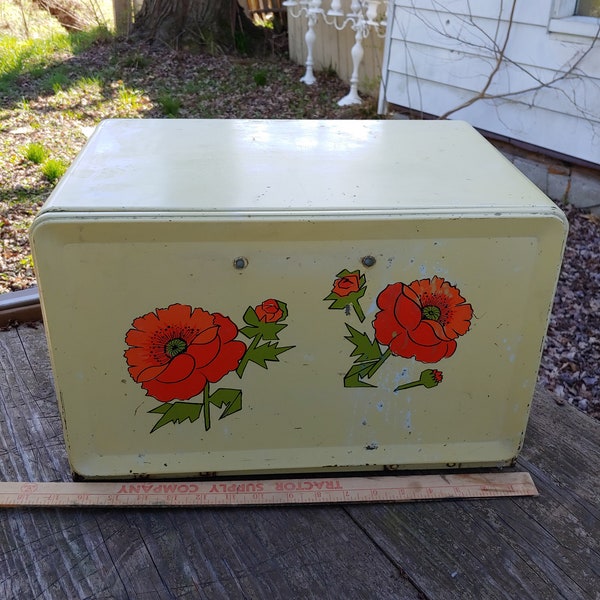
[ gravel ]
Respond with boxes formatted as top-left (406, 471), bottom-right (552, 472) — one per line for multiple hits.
top-left (538, 202), bottom-right (600, 420)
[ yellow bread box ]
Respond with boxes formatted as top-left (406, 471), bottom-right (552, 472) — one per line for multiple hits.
top-left (30, 119), bottom-right (567, 479)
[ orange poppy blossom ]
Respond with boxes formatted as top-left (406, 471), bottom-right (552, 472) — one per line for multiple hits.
top-left (324, 269), bottom-right (367, 322)
top-left (332, 272), bottom-right (361, 297)
top-left (124, 303), bottom-right (246, 402)
top-left (255, 299), bottom-right (284, 323)
top-left (373, 276), bottom-right (473, 363)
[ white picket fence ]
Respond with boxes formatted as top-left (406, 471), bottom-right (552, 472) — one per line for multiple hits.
top-left (286, 1), bottom-right (385, 101)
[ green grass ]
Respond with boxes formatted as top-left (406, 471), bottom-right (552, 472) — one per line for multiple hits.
top-left (41, 158), bottom-right (68, 183)
top-left (0, 28), bottom-right (112, 97)
top-left (73, 75), bottom-right (104, 93)
top-left (253, 69), bottom-right (268, 86)
top-left (119, 51), bottom-right (151, 69)
top-left (117, 85), bottom-right (145, 112)
top-left (157, 92), bottom-right (182, 117)
top-left (16, 97), bottom-right (31, 111)
top-left (45, 68), bottom-right (70, 93)
top-left (0, 34), bottom-right (71, 76)
top-left (24, 142), bottom-right (49, 164)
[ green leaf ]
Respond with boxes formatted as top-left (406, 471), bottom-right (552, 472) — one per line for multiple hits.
top-left (343, 362), bottom-right (378, 388)
top-left (242, 305), bottom-right (260, 326)
top-left (240, 324), bottom-right (262, 338)
top-left (240, 304), bottom-right (288, 340)
top-left (207, 388), bottom-right (243, 419)
top-left (323, 285), bottom-right (366, 305)
top-left (324, 285), bottom-right (367, 321)
top-left (241, 322), bottom-right (287, 341)
top-left (148, 402), bottom-right (202, 432)
top-left (344, 324), bottom-right (382, 363)
top-left (247, 342), bottom-right (295, 369)
top-left (275, 300), bottom-right (289, 321)
top-left (323, 293), bottom-right (349, 307)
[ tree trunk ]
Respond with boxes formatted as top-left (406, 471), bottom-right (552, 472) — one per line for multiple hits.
top-left (113, 0), bottom-right (133, 36)
top-left (133, 0), bottom-right (265, 52)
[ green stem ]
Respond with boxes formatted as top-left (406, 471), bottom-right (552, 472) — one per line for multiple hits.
top-left (236, 334), bottom-right (262, 377)
top-left (394, 380), bottom-right (423, 392)
top-left (366, 347), bottom-right (392, 379)
top-left (203, 383), bottom-right (211, 431)
top-left (352, 299), bottom-right (365, 323)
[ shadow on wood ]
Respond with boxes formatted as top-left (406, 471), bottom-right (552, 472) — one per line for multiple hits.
top-left (0, 323), bottom-right (598, 599)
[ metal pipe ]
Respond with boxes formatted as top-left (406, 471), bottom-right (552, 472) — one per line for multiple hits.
top-left (0, 287), bottom-right (42, 327)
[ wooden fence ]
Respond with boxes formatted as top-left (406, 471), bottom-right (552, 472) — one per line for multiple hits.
top-left (245, 0), bottom-right (286, 22)
top-left (287, 2), bottom-right (385, 99)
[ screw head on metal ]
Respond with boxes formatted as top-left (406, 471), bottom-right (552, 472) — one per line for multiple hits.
top-left (362, 255), bottom-right (376, 267)
top-left (233, 257), bottom-right (248, 269)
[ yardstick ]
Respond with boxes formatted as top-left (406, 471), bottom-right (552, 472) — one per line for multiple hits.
top-left (0, 472), bottom-right (537, 508)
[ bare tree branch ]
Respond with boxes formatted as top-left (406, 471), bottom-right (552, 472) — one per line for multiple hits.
top-left (397, 0), bottom-right (600, 128)
top-left (437, 0), bottom-right (517, 119)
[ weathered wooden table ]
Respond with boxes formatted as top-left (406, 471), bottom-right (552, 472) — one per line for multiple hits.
top-left (1, 323), bottom-right (598, 599)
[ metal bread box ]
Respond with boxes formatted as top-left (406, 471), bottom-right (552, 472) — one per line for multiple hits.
top-left (30, 119), bottom-right (567, 479)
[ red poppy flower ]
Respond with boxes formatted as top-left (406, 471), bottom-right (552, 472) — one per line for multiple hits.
top-left (255, 299), bottom-right (284, 323)
top-left (124, 304), bottom-right (246, 402)
top-left (373, 276), bottom-right (473, 363)
top-left (332, 272), bottom-right (361, 297)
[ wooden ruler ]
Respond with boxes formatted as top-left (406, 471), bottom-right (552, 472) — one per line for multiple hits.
top-left (0, 472), bottom-right (537, 508)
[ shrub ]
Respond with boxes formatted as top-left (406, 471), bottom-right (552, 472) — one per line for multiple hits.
top-left (24, 142), bottom-right (49, 164)
top-left (158, 93), bottom-right (182, 117)
top-left (253, 70), bottom-right (268, 86)
top-left (41, 158), bottom-right (68, 183)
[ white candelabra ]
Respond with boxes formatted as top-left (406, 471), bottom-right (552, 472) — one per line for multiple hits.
top-left (282, 0), bottom-right (388, 106)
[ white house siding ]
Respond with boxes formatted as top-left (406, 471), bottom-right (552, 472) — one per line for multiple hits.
top-left (381, 0), bottom-right (600, 165)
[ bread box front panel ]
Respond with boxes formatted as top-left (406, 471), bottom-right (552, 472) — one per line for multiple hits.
top-left (29, 119), bottom-right (567, 478)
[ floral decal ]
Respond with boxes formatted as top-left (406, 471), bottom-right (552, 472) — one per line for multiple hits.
top-left (325, 271), bottom-right (473, 391)
top-left (324, 269), bottom-right (367, 322)
top-left (395, 368), bottom-right (443, 392)
top-left (255, 298), bottom-right (284, 323)
top-left (236, 299), bottom-right (293, 378)
top-left (125, 300), bottom-right (293, 432)
top-left (373, 277), bottom-right (473, 363)
top-left (124, 304), bottom-right (245, 403)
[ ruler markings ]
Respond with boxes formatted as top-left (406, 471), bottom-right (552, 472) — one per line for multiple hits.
top-left (0, 472), bottom-right (538, 507)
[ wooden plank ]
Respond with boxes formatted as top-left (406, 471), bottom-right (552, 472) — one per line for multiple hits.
top-left (1, 324), bottom-right (598, 599)
top-left (117, 507), bottom-right (423, 599)
top-left (343, 390), bottom-right (600, 599)
top-left (0, 325), bottom-right (422, 599)
top-left (0, 507), bottom-right (423, 599)
top-left (0, 324), bottom-right (69, 483)
top-left (518, 389), bottom-right (600, 505)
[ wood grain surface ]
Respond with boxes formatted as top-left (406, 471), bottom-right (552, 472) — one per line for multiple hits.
top-left (1, 323), bottom-right (598, 599)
